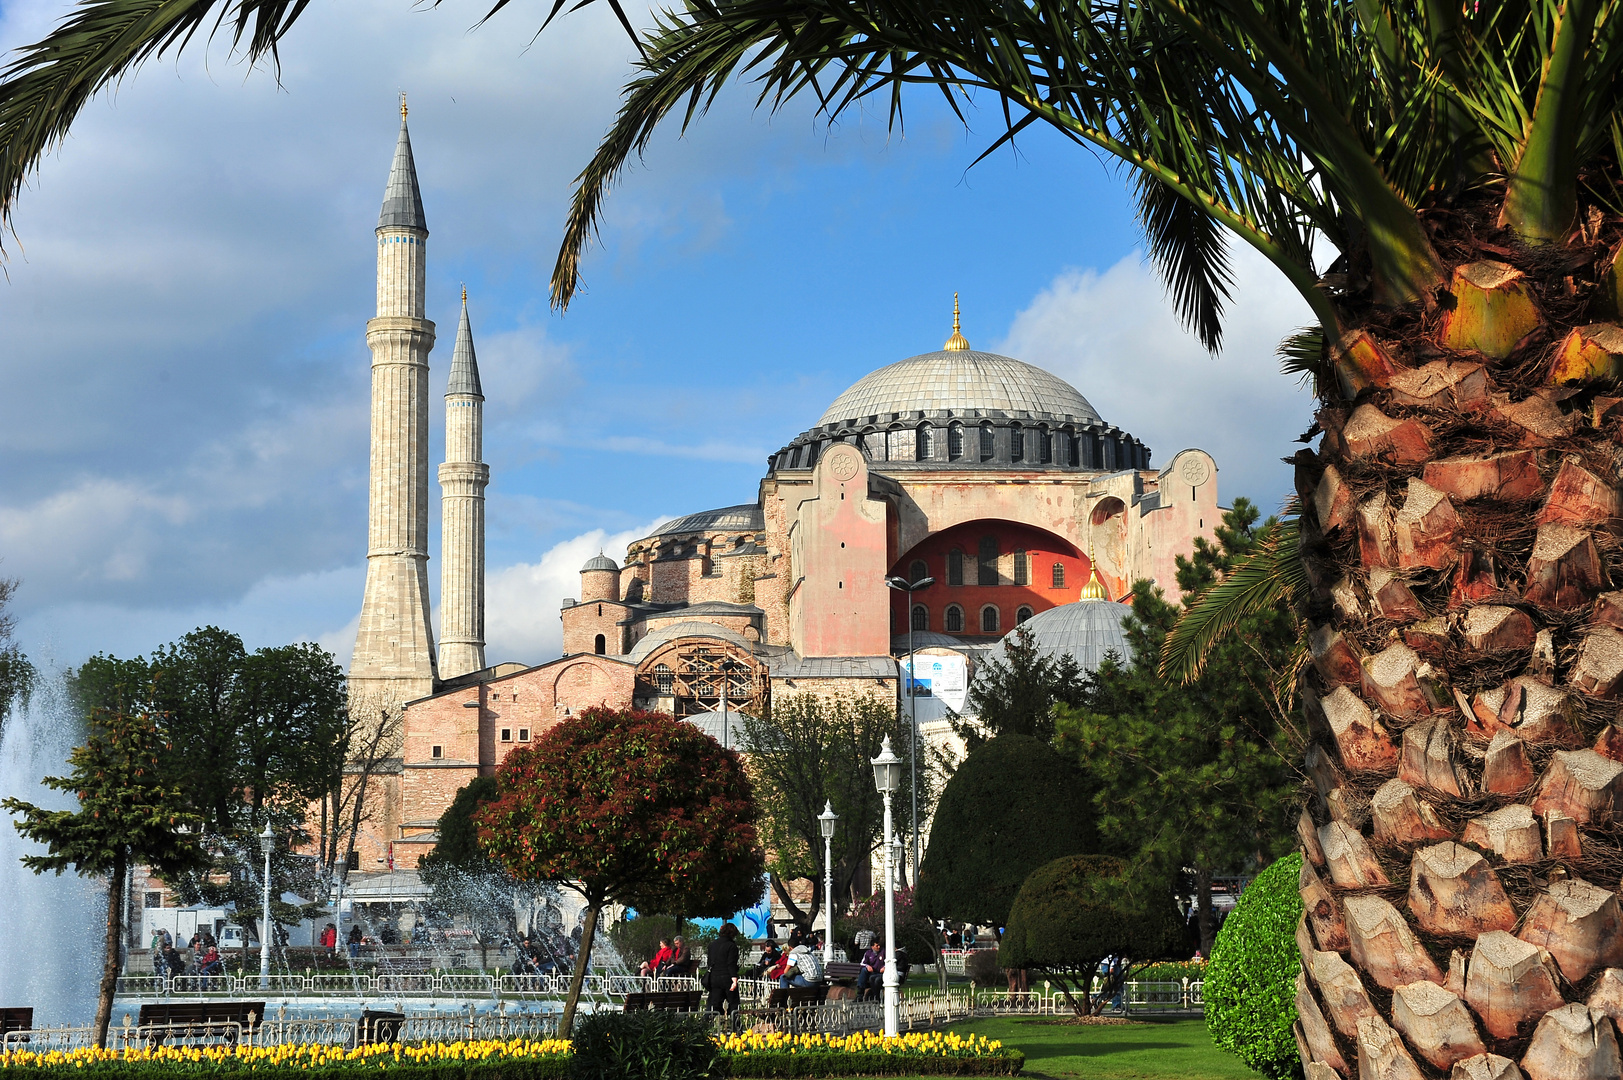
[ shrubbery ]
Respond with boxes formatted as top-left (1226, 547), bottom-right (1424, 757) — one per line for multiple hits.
top-left (1203, 853), bottom-right (1303, 1080)
top-left (963, 950), bottom-right (1002, 987)
top-left (569, 1010), bottom-right (718, 1080)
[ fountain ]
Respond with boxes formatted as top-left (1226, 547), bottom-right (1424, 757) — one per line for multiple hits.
top-left (0, 669), bottom-right (102, 1025)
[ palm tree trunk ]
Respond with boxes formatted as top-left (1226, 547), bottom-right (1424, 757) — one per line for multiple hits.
top-left (94, 850), bottom-right (126, 1048)
top-left (1295, 217), bottom-right (1623, 1076)
top-left (557, 899), bottom-right (601, 1037)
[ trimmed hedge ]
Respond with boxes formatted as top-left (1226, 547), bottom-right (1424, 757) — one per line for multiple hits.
top-left (721, 1050), bottom-right (1025, 1077)
top-left (1204, 853), bottom-right (1303, 1080)
top-left (570, 1010), bottom-right (718, 1080)
top-left (0, 1065), bottom-right (571, 1080)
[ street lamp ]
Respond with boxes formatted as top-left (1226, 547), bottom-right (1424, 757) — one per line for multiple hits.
top-left (885, 574), bottom-right (934, 885)
top-left (258, 822), bottom-right (275, 990)
top-left (818, 801), bottom-right (838, 966)
top-left (871, 736), bottom-right (903, 1036)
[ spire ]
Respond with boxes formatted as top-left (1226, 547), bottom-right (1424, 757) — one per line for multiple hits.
top-left (447, 290), bottom-right (483, 398)
top-left (944, 292), bottom-right (970, 351)
top-left (1079, 533), bottom-right (1110, 601)
top-left (378, 95), bottom-right (426, 231)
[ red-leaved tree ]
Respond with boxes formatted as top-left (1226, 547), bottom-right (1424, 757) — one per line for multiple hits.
top-left (475, 707), bottom-right (765, 1032)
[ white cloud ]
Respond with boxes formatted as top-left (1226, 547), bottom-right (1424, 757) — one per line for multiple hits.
top-left (485, 518), bottom-right (671, 663)
top-left (995, 244), bottom-right (1317, 513)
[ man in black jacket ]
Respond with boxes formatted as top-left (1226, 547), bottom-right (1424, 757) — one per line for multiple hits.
top-left (705, 924), bottom-right (741, 1014)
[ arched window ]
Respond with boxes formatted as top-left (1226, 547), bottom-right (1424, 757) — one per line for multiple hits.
top-left (979, 423), bottom-right (996, 462)
top-left (948, 422), bottom-right (964, 461)
top-left (888, 424), bottom-right (911, 460)
top-left (944, 605), bottom-right (964, 633)
top-left (1013, 550), bottom-right (1029, 586)
top-left (948, 549), bottom-right (965, 586)
top-left (804, 442), bottom-right (820, 468)
top-left (978, 536), bottom-right (999, 586)
top-left (790, 446), bottom-right (803, 468)
top-left (909, 559), bottom-right (929, 584)
top-left (1064, 427), bottom-right (1080, 467)
top-left (865, 430), bottom-right (887, 460)
top-left (594, 634), bottom-right (606, 655)
top-left (1016, 606), bottom-right (1034, 625)
top-left (916, 424), bottom-right (932, 461)
top-left (1009, 424), bottom-right (1024, 462)
top-left (1053, 563), bottom-right (1066, 589)
top-left (912, 605), bottom-right (929, 631)
top-left (981, 605), bottom-right (1000, 634)
top-left (1039, 427), bottom-right (1053, 464)
top-left (654, 663), bottom-right (673, 691)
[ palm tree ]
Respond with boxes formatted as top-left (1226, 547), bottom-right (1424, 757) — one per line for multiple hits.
top-left (7, 0), bottom-right (1623, 1071)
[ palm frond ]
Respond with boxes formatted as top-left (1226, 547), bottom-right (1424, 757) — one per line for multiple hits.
top-left (1278, 326), bottom-right (1329, 396)
top-left (0, 0), bottom-right (310, 254)
top-left (1135, 170), bottom-right (1233, 354)
top-left (1159, 511), bottom-right (1304, 686)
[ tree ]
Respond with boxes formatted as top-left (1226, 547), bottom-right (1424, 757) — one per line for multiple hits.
top-left (12, 0), bottom-right (1623, 1065)
top-left (2, 709), bottom-right (204, 1046)
top-left (740, 692), bottom-right (925, 934)
top-left (0, 576), bottom-right (35, 735)
top-left (953, 626), bottom-right (1086, 752)
top-left (998, 854), bottom-right (1183, 1016)
top-left (1055, 500), bottom-right (1300, 957)
top-left (1204, 853), bottom-right (1304, 1080)
top-left (915, 734), bottom-right (1099, 930)
top-left (476, 707), bottom-right (765, 1034)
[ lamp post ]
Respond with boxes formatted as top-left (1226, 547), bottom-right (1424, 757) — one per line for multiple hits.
top-left (258, 822), bottom-right (275, 990)
top-left (818, 801), bottom-right (838, 967)
top-left (871, 737), bottom-right (903, 1036)
top-left (885, 575), bottom-right (934, 885)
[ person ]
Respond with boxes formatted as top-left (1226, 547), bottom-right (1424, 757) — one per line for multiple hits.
top-left (777, 941), bottom-right (824, 989)
top-left (197, 945), bottom-right (224, 976)
top-left (640, 938), bottom-right (673, 979)
top-left (857, 939), bottom-right (883, 1001)
top-left (765, 943), bottom-right (791, 984)
top-left (164, 942), bottom-right (187, 980)
top-left (668, 935), bottom-right (694, 978)
top-left (347, 924), bottom-right (363, 959)
top-left (853, 927), bottom-right (876, 952)
top-left (320, 923), bottom-right (337, 951)
top-left (753, 939), bottom-right (782, 979)
top-left (705, 924), bottom-right (741, 1014)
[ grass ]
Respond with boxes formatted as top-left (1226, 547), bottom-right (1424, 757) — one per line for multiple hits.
top-left (918, 1016), bottom-right (1264, 1080)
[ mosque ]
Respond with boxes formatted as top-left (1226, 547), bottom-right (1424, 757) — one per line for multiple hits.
top-left (341, 106), bottom-right (1222, 874)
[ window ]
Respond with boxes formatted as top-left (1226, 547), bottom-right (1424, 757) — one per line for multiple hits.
top-left (143, 891), bottom-right (163, 908)
top-left (1013, 550), bottom-right (1029, 586)
top-left (979, 423), bottom-right (995, 461)
top-left (1053, 563), bottom-right (1066, 589)
top-left (888, 425), bottom-right (911, 460)
top-left (804, 442), bottom-right (820, 468)
top-left (945, 605), bottom-right (964, 633)
top-left (431, 745), bottom-right (443, 759)
top-left (347, 851), bottom-right (360, 871)
top-left (948, 422), bottom-right (964, 461)
top-left (518, 728), bottom-right (531, 742)
top-left (909, 559), bottom-right (928, 584)
top-left (1010, 424), bottom-right (1024, 462)
top-left (865, 431), bottom-right (887, 460)
top-left (1066, 429), bottom-right (1081, 467)
top-left (978, 536), bottom-right (999, 585)
top-left (947, 549), bottom-right (965, 586)
top-left (501, 728), bottom-right (512, 742)
top-left (655, 663), bottom-right (674, 691)
top-left (981, 606), bottom-right (1000, 633)
top-left (1039, 428), bottom-right (1053, 464)
top-left (916, 424), bottom-right (932, 461)
top-left (912, 605), bottom-right (929, 631)
top-left (1017, 606), bottom-right (1034, 625)
top-left (594, 634), bottom-right (606, 655)
top-left (790, 446), bottom-right (803, 468)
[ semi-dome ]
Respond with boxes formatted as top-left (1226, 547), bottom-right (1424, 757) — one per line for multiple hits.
top-left (1004, 600), bottom-right (1134, 673)
top-left (818, 350), bottom-right (1102, 427)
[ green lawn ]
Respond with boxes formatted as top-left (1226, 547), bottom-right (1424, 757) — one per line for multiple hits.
top-left (934, 1016), bottom-right (1264, 1080)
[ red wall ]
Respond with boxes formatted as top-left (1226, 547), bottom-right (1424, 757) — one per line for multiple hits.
top-left (889, 520), bottom-right (1088, 638)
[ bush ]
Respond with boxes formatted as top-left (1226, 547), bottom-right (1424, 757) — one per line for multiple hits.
top-left (963, 950), bottom-right (1002, 987)
top-left (569, 1009), bottom-right (719, 1080)
top-left (604, 915), bottom-right (716, 970)
top-left (1132, 960), bottom-right (1207, 983)
top-left (1204, 853), bottom-right (1303, 1080)
top-left (720, 1050), bottom-right (1024, 1076)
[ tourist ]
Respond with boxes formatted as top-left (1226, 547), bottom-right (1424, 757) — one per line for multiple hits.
top-left (777, 941), bottom-right (823, 989)
top-left (320, 923), bottom-right (337, 952)
top-left (640, 938), bottom-right (672, 979)
top-left (858, 939), bottom-right (883, 1001)
top-left (197, 945), bottom-right (224, 976)
top-left (668, 935), bottom-right (694, 977)
top-left (704, 924), bottom-right (741, 1015)
top-left (347, 925), bottom-right (363, 959)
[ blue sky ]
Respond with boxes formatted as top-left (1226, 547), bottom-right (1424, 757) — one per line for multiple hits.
top-left (0, 0), bottom-right (1314, 671)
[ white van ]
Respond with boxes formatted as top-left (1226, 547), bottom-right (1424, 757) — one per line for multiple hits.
top-left (218, 925), bottom-right (250, 950)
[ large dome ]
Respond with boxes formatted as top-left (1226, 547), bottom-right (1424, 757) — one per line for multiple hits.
top-left (818, 350), bottom-right (1101, 426)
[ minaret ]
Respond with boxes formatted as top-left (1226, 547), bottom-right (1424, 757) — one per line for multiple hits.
top-left (438, 288), bottom-right (488, 678)
top-left (351, 96), bottom-right (439, 708)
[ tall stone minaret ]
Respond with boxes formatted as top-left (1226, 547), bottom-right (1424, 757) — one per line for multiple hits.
top-left (438, 289), bottom-right (488, 679)
top-left (351, 97), bottom-right (439, 708)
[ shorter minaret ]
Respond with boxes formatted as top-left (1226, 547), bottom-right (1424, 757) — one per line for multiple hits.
top-left (438, 288), bottom-right (489, 678)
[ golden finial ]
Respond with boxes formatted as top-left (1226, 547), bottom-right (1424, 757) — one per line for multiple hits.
top-left (944, 293), bottom-right (970, 351)
top-left (400, 92), bottom-right (408, 120)
top-left (1079, 530), bottom-right (1109, 601)
top-left (461, 283), bottom-right (467, 304)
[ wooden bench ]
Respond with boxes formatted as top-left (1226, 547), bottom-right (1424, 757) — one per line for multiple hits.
top-left (0, 1008), bottom-right (33, 1045)
top-left (376, 956), bottom-right (434, 974)
top-left (136, 1002), bottom-right (265, 1046)
top-left (825, 962), bottom-right (862, 983)
top-left (622, 991), bottom-right (704, 1012)
top-left (765, 985), bottom-right (828, 1008)
top-left (355, 1010), bottom-right (406, 1045)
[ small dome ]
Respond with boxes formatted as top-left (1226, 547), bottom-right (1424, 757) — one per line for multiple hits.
top-left (582, 553), bottom-right (619, 573)
top-left (1003, 600), bottom-right (1134, 674)
top-left (818, 350), bottom-right (1101, 426)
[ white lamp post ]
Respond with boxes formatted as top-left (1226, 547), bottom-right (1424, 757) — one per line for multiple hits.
top-left (818, 801), bottom-right (838, 966)
top-left (258, 822), bottom-right (275, 990)
top-left (871, 736), bottom-right (903, 1036)
top-left (885, 574), bottom-right (935, 884)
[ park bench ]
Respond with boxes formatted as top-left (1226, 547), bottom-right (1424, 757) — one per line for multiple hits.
top-left (764, 985), bottom-right (828, 1008)
top-left (376, 956), bottom-right (434, 974)
top-left (622, 991), bottom-right (704, 1012)
top-left (824, 962), bottom-right (862, 983)
top-left (355, 1010), bottom-right (406, 1045)
top-left (0, 1008), bottom-right (34, 1045)
top-left (136, 1002), bottom-right (265, 1046)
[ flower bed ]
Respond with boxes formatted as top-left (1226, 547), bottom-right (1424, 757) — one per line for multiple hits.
top-left (0, 1033), bottom-right (1022, 1079)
